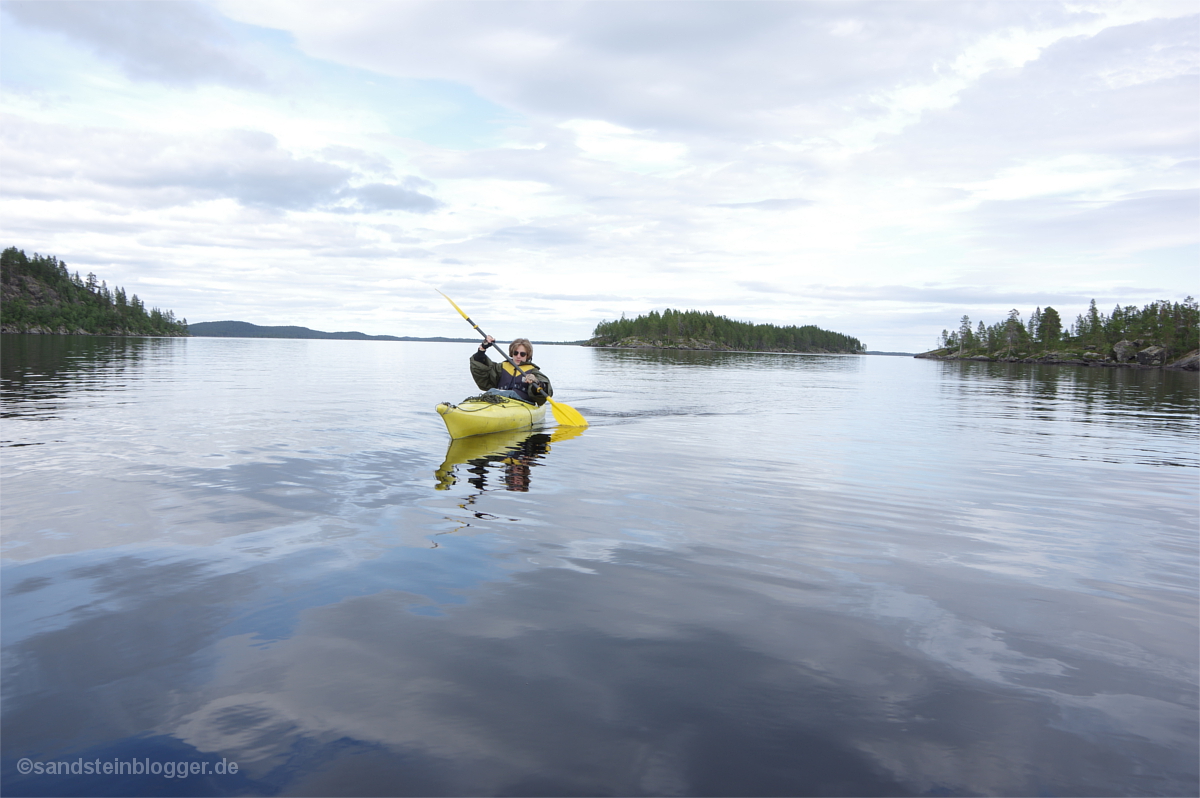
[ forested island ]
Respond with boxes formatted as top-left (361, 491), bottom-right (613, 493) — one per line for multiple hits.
top-left (586, 308), bottom-right (864, 353)
top-left (1, 247), bottom-right (189, 336)
top-left (918, 298), bottom-right (1199, 370)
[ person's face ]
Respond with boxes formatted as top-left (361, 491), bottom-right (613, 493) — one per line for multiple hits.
top-left (511, 347), bottom-right (529, 362)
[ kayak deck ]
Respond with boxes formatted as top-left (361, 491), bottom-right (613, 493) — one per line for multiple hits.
top-left (436, 394), bottom-right (547, 439)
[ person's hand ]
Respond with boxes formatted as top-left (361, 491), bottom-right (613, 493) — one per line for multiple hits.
top-left (523, 373), bottom-right (536, 384)
top-left (484, 335), bottom-right (494, 345)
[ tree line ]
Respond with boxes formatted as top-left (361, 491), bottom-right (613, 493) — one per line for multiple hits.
top-left (591, 308), bottom-right (865, 353)
top-left (937, 298), bottom-right (1198, 359)
top-left (1, 247), bottom-right (189, 336)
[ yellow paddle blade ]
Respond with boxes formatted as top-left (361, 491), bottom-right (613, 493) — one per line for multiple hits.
top-left (437, 290), bottom-right (471, 322)
top-left (548, 397), bottom-right (588, 428)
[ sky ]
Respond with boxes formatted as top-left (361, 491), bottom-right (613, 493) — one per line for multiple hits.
top-left (1, 0), bottom-right (1196, 351)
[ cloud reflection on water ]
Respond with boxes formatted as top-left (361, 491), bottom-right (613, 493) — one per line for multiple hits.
top-left (1, 339), bottom-right (1196, 796)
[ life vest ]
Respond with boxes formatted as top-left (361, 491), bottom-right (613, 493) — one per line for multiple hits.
top-left (501, 362), bottom-right (534, 378)
top-left (497, 361), bottom-right (538, 400)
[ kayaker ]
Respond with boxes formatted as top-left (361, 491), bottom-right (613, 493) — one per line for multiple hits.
top-left (471, 336), bottom-right (553, 406)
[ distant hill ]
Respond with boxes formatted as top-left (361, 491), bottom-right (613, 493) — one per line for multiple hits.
top-left (188, 320), bottom-right (581, 345)
top-left (188, 320), bottom-right (478, 342)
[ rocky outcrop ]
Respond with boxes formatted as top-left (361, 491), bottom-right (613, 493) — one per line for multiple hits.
top-left (1136, 346), bottom-right (1166, 366)
top-left (1, 323), bottom-right (180, 336)
top-left (1030, 351), bottom-right (1087, 365)
top-left (1112, 340), bottom-right (1140, 363)
top-left (915, 346), bottom-right (1199, 371)
top-left (1, 323), bottom-right (88, 335)
top-left (1168, 350), bottom-right (1199, 371)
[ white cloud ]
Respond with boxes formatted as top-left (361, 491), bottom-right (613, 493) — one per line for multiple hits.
top-left (3, 0), bottom-right (268, 87)
top-left (960, 155), bottom-right (1140, 202)
top-left (559, 120), bottom-right (688, 174)
top-left (0, 117), bottom-right (440, 213)
top-left (0, 1), bottom-right (1195, 350)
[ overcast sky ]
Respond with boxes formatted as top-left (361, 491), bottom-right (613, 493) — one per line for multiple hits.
top-left (2, 1), bottom-right (1196, 350)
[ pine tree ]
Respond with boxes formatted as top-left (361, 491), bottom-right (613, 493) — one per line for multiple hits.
top-left (1005, 309), bottom-right (1022, 354)
top-left (1087, 299), bottom-right (1101, 343)
top-left (1038, 307), bottom-right (1062, 346)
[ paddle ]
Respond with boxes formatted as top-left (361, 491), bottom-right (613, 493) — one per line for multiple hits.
top-left (438, 291), bottom-right (588, 428)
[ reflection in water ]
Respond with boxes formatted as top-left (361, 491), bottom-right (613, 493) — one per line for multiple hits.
top-left (938, 358), bottom-right (1198, 416)
top-left (1, 334), bottom-right (163, 384)
top-left (592, 346), bottom-right (865, 371)
top-left (1, 338), bottom-right (1196, 796)
top-left (0, 335), bottom-right (179, 422)
top-left (434, 426), bottom-right (586, 492)
top-left (430, 426), bottom-right (587, 549)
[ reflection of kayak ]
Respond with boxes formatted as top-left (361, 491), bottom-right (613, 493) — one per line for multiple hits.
top-left (436, 394), bottom-right (547, 439)
top-left (435, 427), bottom-right (538, 489)
top-left (435, 425), bottom-right (587, 490)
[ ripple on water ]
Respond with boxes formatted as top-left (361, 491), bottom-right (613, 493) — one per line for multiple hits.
top-left (1, 338), bottom-right (1197, 796)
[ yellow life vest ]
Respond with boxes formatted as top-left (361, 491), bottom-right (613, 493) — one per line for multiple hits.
top-left (501, 361), bottom-right (534, 377)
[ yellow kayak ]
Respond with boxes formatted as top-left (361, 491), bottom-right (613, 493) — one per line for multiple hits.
top-left (436, 394), bottom-right (547, 439)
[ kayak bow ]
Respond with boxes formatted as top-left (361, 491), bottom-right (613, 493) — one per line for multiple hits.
top-left (436, 394), bottom-right (547, 439)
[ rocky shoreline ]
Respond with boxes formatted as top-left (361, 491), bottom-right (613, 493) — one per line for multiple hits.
top-left (1, 325), bottom-right (188, 337)
top-left (915, 341), bottom-right (1199, 371)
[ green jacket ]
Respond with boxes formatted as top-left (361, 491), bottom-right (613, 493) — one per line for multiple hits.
top-left (469, 352), bottom-right (553, 405)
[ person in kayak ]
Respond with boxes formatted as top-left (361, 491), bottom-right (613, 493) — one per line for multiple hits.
top-left (471, 335), bottom-right (553, 406)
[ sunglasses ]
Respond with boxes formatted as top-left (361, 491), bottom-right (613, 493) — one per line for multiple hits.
top-left (511, 350), bottom-right (528, 358)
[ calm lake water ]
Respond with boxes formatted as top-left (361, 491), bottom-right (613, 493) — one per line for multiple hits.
top-left (2, 335), bottom-right (1197, 797)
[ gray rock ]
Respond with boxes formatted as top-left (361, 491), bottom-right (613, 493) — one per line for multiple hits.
top-left (1033, 351), bottom-right (1080, 363)
top-left (1112, 340), bottom-right (1138, 362)
top-left (1137, 346), bottom-right (1166, 366)
top-left (1168, 351), bottom-right (1199, 371)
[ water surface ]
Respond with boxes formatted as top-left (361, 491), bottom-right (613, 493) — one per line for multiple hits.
top-left (2, 336), bottom-right (1197, 796)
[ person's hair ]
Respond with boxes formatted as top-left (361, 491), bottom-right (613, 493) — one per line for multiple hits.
top-left (509, 338), bottom-right (533, 361)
